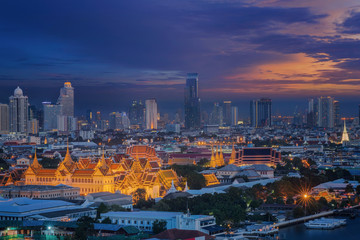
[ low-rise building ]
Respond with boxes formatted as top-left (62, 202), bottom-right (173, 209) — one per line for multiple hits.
top-left (0, 184), bottom-right (80, 199)
top-left (85, 191), bottom-right (133, 210)
top-left (101, 211), bottom-right (217, 233)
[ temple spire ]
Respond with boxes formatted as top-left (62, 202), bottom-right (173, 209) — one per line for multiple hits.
top-left (31, 148), bottom-right (42, 170)
top-left (341, 119), bottom-right (350, 144)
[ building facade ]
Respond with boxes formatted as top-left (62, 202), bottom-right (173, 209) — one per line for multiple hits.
top-left (0, 104), bottom-right (9, 134)
top-left (25, 145), bottom-right (179, 198)
top-left (145, 99), bottom-right (157, 130)
top-left (250, 98), bottom-right (272, 128)
top-left (235, 147), bottom-right (281, 167)
top-left (43, 102), bottom-right (62, 131)
top-left (184, 73), bottom-right (201, 129)
top-left (9, 87), bottom-right (29, 133)
top-left (57, 82), bottom-right (74, 117)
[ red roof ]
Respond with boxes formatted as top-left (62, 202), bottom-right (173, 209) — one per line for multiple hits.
top-left (152, 229), bottom-right (215, 240)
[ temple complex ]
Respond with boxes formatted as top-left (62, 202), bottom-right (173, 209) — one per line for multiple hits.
top-left (25, 145), bottom-right (179, 198)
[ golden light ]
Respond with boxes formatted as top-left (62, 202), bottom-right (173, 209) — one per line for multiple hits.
top-left (304, 194), bottom-right (308, 199)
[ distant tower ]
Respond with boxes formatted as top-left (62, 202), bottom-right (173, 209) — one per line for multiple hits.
top-left (185, 73), bottom-right (201, 129)
top-left (250, 98), bottom-right (272, 127)
top-left (145, 99), bottom-right (158, 130)
top-left (231, 106), bottom-right (238, 126)
top-left (57, 82), bottom-right (74, 117)
top-left (317, 96), bottom-right (335, 128)
top-left (341, 120), bottom-right (349, 144)
top-left (0, 104), bottom-right (9, 134)
top-left (9, 86), bottom-right (29, 133)
top-left (223, 101), bottom-right (232, 126)
top-left (43, 102), bottom-right (62, 131)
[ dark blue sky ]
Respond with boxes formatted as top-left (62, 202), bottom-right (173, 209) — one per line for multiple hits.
top-left (0, 0), bottom-right (360, 117)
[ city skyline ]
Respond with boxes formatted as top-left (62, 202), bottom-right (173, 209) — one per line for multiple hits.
top-left (0, 1), bottom-right (360, 116)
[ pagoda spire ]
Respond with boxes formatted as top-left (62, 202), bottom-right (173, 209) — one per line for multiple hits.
top-left (218, 144), bottom-right (224, 166)
top-left (184, 181), bottom-right (189, 192)
top-left (209, 143), bottom-right (217, 168)
top-left (63, 140), bottom-right (74, 165)
top-left (31, 148), bottom-right (42, 170)
top-left (341, 120), bottom-right (350, 144)
top-left (228, 144), bottom-right (236, 165)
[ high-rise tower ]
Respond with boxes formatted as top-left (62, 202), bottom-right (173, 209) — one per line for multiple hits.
top-left (145, 99), bottom-right (158, 130)
top-left (9, 86), bottom-right (29, 133)
top-left (0, 104), bottom-right (9, 134)
top-left (250, 98), bottom-right (272, 127)
top-left (185, 73), bottom-right (201, 129)
top-left (57, 82), bottom-right (74, 117)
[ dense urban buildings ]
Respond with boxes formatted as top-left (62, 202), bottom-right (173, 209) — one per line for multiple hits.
top-left (9, 87), bottom-right (29, 133)
top-left (184, 73), bottom-right (201, 129)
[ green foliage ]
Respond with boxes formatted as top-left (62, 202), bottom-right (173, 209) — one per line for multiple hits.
top-left (325, 168), bottom-right (352, 181)
top-left (0, 158), bottom-right (9, 171)
top-left (135, 199), bottom-right (155, 209)
top-left (293, 206), bottom-right (305, 218)
top-left (344, 184), bottom-right (354, 193)
top-left (74, 216), bottom-right (95, 240)
top-left (101, 217), bottom-right (112, 224)
top-left (40, 157), bottom-right (61, 169)
top-left (133, 188), bottom-right (147, 203)
top-left (171, 164), bottom-right (206, 189)
top-left (152, 220), bottom-right (167, 234)
top-left (198, 158), bottom-right (210, 167)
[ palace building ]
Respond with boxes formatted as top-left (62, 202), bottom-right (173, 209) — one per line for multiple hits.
top-left (25, 145), bottom-right (179, 198)
top-left (234, 147), bottom-right (281, 167)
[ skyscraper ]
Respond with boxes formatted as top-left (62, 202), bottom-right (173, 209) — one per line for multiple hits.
top-left (57, 82), bottom-right (74, 117)
top-left (250, 98), bottom-right (272, 127)
top-left (145, 99), bottom-right (157, 130)
top-left (129, 100), bottom-right (145, 126)
top-left (317, 96), bottom-right (335, 128)
top-left (184, 73), bottom-right (201, 129)
top-left (0, 104), bottom-right (9, 134)
top-left (223, 101), bottom-right (232, 126)
top-left (9, 86), bottom-right (29, 133)
top-left (43, 102), bottom-right (62, 131)
top-left (209, 102), bottom-right (223, 125)
top-left (231, 106), bottom-right (238, 126)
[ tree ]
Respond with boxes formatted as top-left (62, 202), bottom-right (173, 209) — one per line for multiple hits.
top-left (152, 220), bottom-right (167, 234)
top-left (0, 158), bottom-right (9, 171)
top-left (356, 185), bottom-right (360, 195)
top-left (101, 217), bottom-right (112, 224)
top-left (133, 188), bottom-right (147, 203)
top-left (74, 216), bottom-right (95, 240)
top-left (344, 184), bottom-right (354, 194)
top-left (293, 206), bottom-right (305, 218)
top-left (96, 202), bottom-right (109, 219)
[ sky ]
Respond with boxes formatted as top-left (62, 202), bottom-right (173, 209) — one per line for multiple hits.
top-left (0, 0), bottom-right (359, 117)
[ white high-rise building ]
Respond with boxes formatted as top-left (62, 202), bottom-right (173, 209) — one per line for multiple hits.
top-left (57, 82), bottom-right (74, 117)
top-left (9, 87), bottom-right (29, 133)
top-left (145, 99), bottom-right (157, 130)
top-left (0, 104), bottom-right (9, 134)
top-left (231, 106), bottom-right (238, 126)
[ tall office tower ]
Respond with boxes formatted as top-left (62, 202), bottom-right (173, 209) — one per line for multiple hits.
top-left (223, 101), bottom-right (232, 126)
top-left (0, 104), bottom-right (9, 133)
top-left (129, 100), bottom-right (145, 126)
top-left (333, 100), bottom-right (340, 127)
top-left (231, 106), bottom-right (238, 126)
top-left (57, 115), bottom-right (77, 132)
top-left (250, 98), bottom-right (272, 127)
top-left (57, 82), bottom-right (74, 117)
top-left (43, 102), bottom-right (62, 131)
top-left (86, 109), bottom-right (93, 123)
top-left (9, 86), bottom-right (29, 133)
top-left (28, 119), bottom-right (39, 135)
top-left (184, 73), bottom-right (201, 129)
top-left (307, 98), bottom-right (317, 128)
top-left (317, 96), bottom-right (335, 128)
top-left (145, 99), bottom-right (158, 130)
top-left (209, 102), bottom-right (223, 125)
